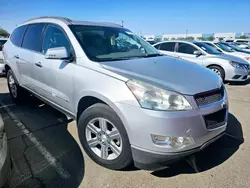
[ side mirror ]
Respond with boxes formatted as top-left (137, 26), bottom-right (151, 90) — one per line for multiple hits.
top-left (193, 50), bottom-right (202, 56)
top-left (45, 47), bottom-right (70, 59)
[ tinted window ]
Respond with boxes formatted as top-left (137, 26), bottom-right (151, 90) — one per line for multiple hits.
top-left (10, 25), bottom-right (27, 47)
top-left (160, 42), bottom-right (175, 51)
top-left (194, 42), bottom-right (221, 55)
top-left (22, 24), bottom-right (46, 52)
top-left (177, 43), bottom-right (197, 54)
top-left (154, 43), bottom-right (161, 49)
top-left (0, 40), bottom-right (7, 51)
top-left (42, 25), bottom-right (71, 54)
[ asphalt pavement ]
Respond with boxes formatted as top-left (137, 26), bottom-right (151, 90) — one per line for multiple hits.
top-left (0, 77), bottom-right (250, 188)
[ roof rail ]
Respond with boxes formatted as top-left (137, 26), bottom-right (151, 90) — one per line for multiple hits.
top-left (100, 22), bottom-right (122, 27)
top-left (24, 16), bottom-right (72, 24)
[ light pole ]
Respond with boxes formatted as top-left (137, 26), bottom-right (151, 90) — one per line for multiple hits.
top-left (121, 20), bottom-right (124, 27)
top-left (186, 29), bottom-right (188, 38)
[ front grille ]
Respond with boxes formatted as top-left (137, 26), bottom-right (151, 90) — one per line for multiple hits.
top-left (194, 86), bottom-right (224, 107)
top-left (203, 108), bottom-right (226, 129)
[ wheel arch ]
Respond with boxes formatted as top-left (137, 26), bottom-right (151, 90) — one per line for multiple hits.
top-left (75, 92), bottom-right (132, 139)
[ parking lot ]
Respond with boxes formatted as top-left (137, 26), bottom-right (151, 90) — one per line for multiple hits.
top-left (0, 77), bottom-right (249, 188)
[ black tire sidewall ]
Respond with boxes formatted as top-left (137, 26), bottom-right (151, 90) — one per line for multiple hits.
top-left (77, 103), bottom-right (132, 170)
top-left (7, 69), bottom-right (19, 100)
top-left (209, 66), bottom-right (225, 81)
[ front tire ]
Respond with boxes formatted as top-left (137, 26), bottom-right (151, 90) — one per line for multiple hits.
top-left (7, 69), bottom-right (28, 103)
top-left (208, 65), bottom-right (225, 81)
top-left (77, 103), bottom-right (133, 170)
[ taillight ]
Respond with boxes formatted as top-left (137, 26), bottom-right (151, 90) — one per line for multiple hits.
top-left (1, 45), bottom-right (4, 50)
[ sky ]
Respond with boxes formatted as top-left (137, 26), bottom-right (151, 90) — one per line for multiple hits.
top-left (0, 0), bottom-right (250, 35)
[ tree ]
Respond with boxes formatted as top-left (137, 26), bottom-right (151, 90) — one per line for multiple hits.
top-left (164, 38), bottom-right (169, 41)
top-left (0, 28), bottom-right (9, 37)
top-left (207, 36), bottom-right (215, 41)
top-left (197, 37), bottom-right (206, 41)
top-left (239, 35), bottom-right (247, 39)
top-left (171, 37), bottom-right (176, 40)
top-left (186, 36), bottom-right (194, 40)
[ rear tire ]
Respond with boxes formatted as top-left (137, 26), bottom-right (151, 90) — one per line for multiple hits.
top-left (77, 103), bottom-right (133, 170)
top-left (208, 65), bottom-right (225, 81)
top-left (7, 69), bottom-right (28, 103)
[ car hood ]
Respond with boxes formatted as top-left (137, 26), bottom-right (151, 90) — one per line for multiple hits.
top-left (229, 51), bottom-right (250, 58)
top-left (206, 53), bottom-right (249, 64)
top-left (100, 56), bottom-right (222, 95)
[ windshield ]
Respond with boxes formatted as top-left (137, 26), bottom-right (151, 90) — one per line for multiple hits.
top-left (193, 42), bottom-right (222, 55)
top-left (70, 25), bottom-right (160, 62)
top-left (222, 42), bottom-right (243, 51)
top-left (215, 42), bottom-right (235, 52)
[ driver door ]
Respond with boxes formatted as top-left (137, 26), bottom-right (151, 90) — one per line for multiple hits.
top-left (175, 42), bottom-right (203, 66)
top-left (34, 24), bottom-right (75, 113)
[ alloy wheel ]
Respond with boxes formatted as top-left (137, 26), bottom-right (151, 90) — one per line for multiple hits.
top-left (85, 117), bottom-right (122, 160)
top-left (211, 68), bottom-right (221, 76)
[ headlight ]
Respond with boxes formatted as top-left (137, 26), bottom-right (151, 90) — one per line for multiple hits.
top-left (126, 79), bottom-right (192, 111)
top-left (229, 61), bottom-right (245, 69)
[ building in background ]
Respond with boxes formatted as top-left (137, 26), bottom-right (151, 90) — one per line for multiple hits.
top-left (213, 32), bottom-right (241, 40)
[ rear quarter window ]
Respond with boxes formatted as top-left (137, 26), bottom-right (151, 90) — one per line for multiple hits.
top-left (10, 25), bottom-right (27, 47)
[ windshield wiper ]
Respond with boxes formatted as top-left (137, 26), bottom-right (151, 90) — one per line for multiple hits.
top-left (144, 53), bottom-right (163, 58)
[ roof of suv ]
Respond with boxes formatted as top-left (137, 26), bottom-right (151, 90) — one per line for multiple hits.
top-left (21, 16), bottom-right (123, 28)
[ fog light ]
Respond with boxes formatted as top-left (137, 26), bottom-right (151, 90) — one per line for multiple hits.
top-left (151, 135), bottom-right (195, 149)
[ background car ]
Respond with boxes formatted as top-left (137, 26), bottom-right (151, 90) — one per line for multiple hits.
top-left (0, 113), bottom-right (10, 187)
top-left (236, 43), bottom-right (250, 52)
top-left (223, 42), bottom-right (250, 54)
top-left (0, 38), bottom-right (8, 75)
top-left (154, 40), bottom-right (249, 81)
top-left (204, 41), bottom-right (250, 67)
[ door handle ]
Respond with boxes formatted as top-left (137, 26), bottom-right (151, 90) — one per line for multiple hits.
top-left (35, 62), bottom-right (43, 68)
top-left (14, 54), bottom-right (19, 59)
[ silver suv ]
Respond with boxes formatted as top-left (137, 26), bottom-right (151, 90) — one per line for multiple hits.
top-left (3, 17), bottom-right (228, 170)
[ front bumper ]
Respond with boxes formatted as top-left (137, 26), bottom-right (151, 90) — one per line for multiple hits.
top-left (225, 66), bottom-right (248, 81)
top-left (115, 89), bottom-right (228, 170)
top-left (0, 132), bottom-right (10, 187)
top-left (132, 131), bottom-right (225, 170)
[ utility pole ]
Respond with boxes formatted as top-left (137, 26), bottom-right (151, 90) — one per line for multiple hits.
top-left (121, 20), bottom-right (124, 27)
top-left (186, 29), bottom-right (188, 38)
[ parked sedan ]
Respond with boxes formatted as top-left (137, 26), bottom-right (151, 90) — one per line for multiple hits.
top-left (204, 41), bottom-right (250, 67)
top-left (0, 114), bottom-right (10, 187)
top-left (223, 42), bottom-right (250, 54)
top-left (154, 41), bottom-right (249, 81)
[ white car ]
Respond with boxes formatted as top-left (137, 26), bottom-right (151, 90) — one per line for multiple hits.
top-left (204, 41), bottom-right (250, 65)
top-left (237, 43), bottom-right (250, 52)
top-left (0, 38), bottom-right (8, 74)
top-left (153, 40), bottom-right (249, 82)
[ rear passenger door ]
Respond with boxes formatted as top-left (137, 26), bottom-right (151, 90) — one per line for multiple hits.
top-left (158, 42), bottom-right (177, 57)
top-left (18, 23), bottom-right (46, 90)
top-left (34, 24), bottom-right (75, 113)
top-left (175, 42), bottom-right (203, 65)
